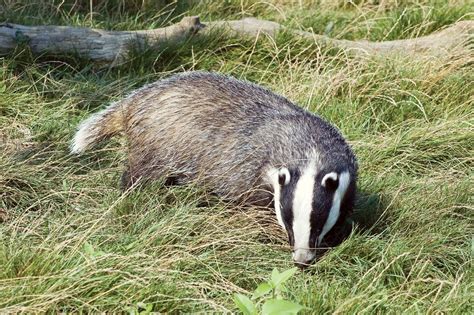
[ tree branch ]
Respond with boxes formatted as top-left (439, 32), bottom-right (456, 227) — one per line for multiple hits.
top-left (0, 16), bottom-right (204, 65)
top-left (1, 16), bottom-right (472, 66)
top-left (206, 17), bottom-right (473, 56)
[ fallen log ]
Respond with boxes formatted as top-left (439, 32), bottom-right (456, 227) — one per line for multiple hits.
top-left (210, 17), bottom-right (473, 56)
top-left (0, 16), bottom-right (204, 65)
top-left (0, 16), bottom-right (472, 66)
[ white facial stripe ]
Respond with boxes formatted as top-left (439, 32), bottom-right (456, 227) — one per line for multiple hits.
top-left (267, 167), bottom-right (285, 228)
top-left (317, 171), bottom-right (350, 246)
top-left (292, 162), bottom-right (317, 255)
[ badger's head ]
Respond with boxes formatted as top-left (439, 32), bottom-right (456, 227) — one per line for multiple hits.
top-left (268, 162), bottom-right (355, 268)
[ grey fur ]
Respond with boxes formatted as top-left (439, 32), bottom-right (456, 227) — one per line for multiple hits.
top-left (72, 71), bottom-right (358, 249)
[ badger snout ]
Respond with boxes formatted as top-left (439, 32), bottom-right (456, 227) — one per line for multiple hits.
top-left (292, 249), bottom-right (316, 269)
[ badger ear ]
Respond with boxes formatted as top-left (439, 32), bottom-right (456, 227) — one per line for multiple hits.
top-left (278, 167), bottom-right (290, 186)
top-left (322, 172), bottom-right (338, 190)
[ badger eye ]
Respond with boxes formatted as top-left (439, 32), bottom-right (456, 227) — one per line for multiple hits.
top-left (278, 167), bottom-right (290, 186)
top-left (325, 177), bottom-right (338, 190)
top-left (322, 172), bottom-right (339, 190)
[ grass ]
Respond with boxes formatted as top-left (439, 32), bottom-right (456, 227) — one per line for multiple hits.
top-left (1, 0), bottom-right (473, 313)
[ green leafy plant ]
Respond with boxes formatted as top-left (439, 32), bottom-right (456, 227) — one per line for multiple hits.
top-left (234, 268), bottom-right (306, 315)
top-left (125, 302), bottom-right (153, 315)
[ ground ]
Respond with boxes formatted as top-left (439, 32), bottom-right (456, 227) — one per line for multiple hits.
top-left (0, 0), bottom-right (473, 313)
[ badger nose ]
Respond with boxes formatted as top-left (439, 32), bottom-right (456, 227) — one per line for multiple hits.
top-left (292, 249), bottom-right (316, 269)
top-left (294, 260), bottom-right (312, 269)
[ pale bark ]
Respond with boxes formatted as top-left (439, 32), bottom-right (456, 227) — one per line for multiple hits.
top-left (209, 17), bottom-right (473, 56)
top-left (0, 16), bottom-right (204, 65)
top-left (0, 16), bottom-right (472, 66)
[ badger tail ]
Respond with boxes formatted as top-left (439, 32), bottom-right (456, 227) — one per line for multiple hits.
top-left (70, 100), bottom-right (127, 154)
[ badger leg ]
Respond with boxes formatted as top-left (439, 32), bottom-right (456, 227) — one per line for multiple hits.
top-left (119, 158), bottom-right (153, 190)
top-left (120, 158), bottom-right (184, 191)
top-left (120, 168), bottom-right (129, 190)
top-left (162, 176), bottom-right (182, 186)
top-left (120, 165), bottom-right (140, 191)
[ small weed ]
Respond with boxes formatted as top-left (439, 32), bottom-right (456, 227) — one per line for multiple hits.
top-left (234, 268), bottom-right (305, 315)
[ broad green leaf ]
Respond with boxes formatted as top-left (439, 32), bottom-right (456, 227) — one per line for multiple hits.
top-left (83, 242), bottom-right (105, 258)
top-left (262, 299), bottom-right (305, 315)
top-left (124, 306), bottom-right (137, 315)
top-left (136, 302), bottom-right (147, 309)
top-left (252, 282), bottom-right (272, 299)
top-left (271, 268), bottom-right (279, 280)
top-left (137, 302), bottom-right (153, 314)
top-left (271, 267), bottom-right (298, 288)
top-left (135, 301), bottom-right (153, 315)
top-left (270, 268), bottom-right (280, 286)
top-left (234, 293), bottom-right (257, 315)
top-left (83, 242), bottom-right (95, 256)
top-left (145, 304), bottom-right (153, 313)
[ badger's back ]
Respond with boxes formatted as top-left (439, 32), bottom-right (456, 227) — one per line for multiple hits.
top-left (72, 72), bottom-right (356, 204)
top-left (125, 72), bottom-right (303, 137)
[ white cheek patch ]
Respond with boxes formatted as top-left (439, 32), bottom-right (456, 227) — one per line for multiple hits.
top-left (267, 167), bottom-right (285, 228)
top-left (292, 163), bottom-right (317, 253)
top-left (317, 171), bottom-right (350, 246)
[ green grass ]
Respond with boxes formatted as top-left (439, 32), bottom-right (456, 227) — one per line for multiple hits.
top-left (1, 0), bottom-right (473, 313)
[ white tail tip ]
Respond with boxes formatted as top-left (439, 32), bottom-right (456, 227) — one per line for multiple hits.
top-left (70, 114), bottom-right (100, 154)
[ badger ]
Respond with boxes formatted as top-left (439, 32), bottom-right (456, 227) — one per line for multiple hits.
top-left (71, 71), bottom-right (357, 267)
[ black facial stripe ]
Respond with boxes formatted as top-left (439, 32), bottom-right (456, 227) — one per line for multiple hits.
top-left (328, 184), bottom-right (355, 247)
top-left (340, 178), bottom-right (356, 218)
top-left (309, 185), bottom-right (335, 248)
top-left (279, 168), bottom-right (300, 247)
